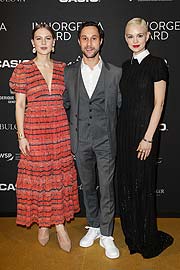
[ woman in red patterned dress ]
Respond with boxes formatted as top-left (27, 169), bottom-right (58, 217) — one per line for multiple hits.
top-left (9, 23), bottom-right (80, 252)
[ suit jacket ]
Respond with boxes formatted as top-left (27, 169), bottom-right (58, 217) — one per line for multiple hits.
top-left (63, 60), bottom-right (122, 157)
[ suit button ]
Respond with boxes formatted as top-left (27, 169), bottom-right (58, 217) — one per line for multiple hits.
top-left (89, 101), bottom-right (92, 105)
top-left (88, 123), bottom-right (90, 126)
top-left (75, 128), bottom-right (78, 131)
top-left (89, 116), bottom-right (92, 119)
top-left (89, 109), bottom-right (92, 112)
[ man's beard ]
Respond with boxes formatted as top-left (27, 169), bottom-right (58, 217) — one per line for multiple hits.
top-left (82, 47), bottom-right (100, 59)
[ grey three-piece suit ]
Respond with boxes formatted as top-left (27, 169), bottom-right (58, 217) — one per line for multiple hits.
top-left (63, 60), bottom-right (122, 236)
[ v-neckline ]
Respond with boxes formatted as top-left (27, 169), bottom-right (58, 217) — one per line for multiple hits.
top-left (32, 59), bottom-right (54, 94)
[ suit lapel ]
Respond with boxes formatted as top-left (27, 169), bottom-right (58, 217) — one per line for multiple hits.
top-left (103, 61), bottom-right (111, 111)
top-left (74, 61), bottom-right (81, 111)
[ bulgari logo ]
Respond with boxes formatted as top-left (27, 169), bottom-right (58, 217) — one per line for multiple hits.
top-left (0, 123), bottom-right (17, 131)
top-left (58, 0), bottom-right (100, 2)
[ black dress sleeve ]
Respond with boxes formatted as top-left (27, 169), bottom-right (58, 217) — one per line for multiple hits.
top-left (152, 57), bottom-right (169, 83)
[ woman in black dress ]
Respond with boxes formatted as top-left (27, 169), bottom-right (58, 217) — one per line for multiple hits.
top-left (117, 17), bottom-right (173, 258)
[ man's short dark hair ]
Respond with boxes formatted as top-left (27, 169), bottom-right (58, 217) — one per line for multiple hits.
top-left (78, 21), bottom-right (104, 40)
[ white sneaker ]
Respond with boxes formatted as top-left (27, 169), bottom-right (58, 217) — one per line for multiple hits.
top-left (100, 236), bottom-right (120, 259)
top-left (80, 226), bottom-right (101, 247)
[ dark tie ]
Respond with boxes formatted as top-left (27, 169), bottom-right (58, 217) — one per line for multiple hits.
top-left (131, 58), bottom-right (139, 65)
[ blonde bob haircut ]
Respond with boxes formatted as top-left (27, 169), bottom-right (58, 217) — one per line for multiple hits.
top-left (125, 17), bottom-right (148, 33)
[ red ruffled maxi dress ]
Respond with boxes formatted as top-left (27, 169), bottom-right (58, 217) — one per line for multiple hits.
top-left (9, 60), bottom-right (80, 227)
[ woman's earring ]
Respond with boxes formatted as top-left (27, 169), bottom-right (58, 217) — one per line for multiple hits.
top-left (51, 46), bottom-right (55, 53)
top-left (32, 47), bottom-right (36, 54)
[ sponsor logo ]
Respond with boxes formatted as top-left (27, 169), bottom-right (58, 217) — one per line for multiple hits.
top-left (32, 21), bottom-right (103, 41)
top-left (159, 123), bottom-right (168, 132)
top-left (149, 20), bottom-right (180, 40)
top-left (0, 153), bottom-right (14, 161)
top-left (0, 0), bottom-right (26, 3)
top-left (0, 84), bottom-right (17, 104)
top-left (138, 0), bottom-right (173, 2)
top-left (0, 153), bottom-right (20, 161)
top-left (0, 22), bottom-right (7, 31)
top-left (0, 95), bottom-right (15, 104)
top-left (156, 188), bottom-right (165, 197)
top-left (0, 123), bottom-right (17, 131)
top-left (0, 59), bottom-right (29, 68)
top-left (32, 21), bottom-right (82, 41)
top-left (58, 0), bottom-right (100, 2)
top-left (0, 183), bottom-right (16, 191)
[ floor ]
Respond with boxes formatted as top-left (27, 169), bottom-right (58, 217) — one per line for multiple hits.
top-left (0, 218), bottom-right (179, 270)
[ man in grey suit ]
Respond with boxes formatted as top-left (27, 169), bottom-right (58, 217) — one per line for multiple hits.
top-left (63, 21), bottom-right (122, 259)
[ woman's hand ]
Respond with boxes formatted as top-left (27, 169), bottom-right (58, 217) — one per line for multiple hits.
top-left (136, 139), bottom-right (152, 160)
top-left (19, 138), bottom-right (30, 156)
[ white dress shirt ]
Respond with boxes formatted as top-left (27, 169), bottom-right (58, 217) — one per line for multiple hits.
top-left (81, 57), bottom-right (102, 98)
top-left (133, 49), bottom-right (150, 64)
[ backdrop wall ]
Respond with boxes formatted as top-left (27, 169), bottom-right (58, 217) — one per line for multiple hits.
top-left (0, 0), bottom-right (180, 216)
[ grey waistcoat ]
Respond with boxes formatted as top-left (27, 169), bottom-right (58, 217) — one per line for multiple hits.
top-left (78, 69), bottom-right (109, 145)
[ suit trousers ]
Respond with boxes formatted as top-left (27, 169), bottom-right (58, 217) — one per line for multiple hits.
top-left (75, 138), bottom-right (115, 236)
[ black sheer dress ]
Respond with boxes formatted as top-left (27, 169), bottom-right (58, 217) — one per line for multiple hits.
top-left (116, 54), bottom-right (173, 258)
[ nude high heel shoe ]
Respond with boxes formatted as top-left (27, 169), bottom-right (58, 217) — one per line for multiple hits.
top-left (38, 227), bottom-right (49, 246)
top-left (56, 224), bottom-right (71, 252)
